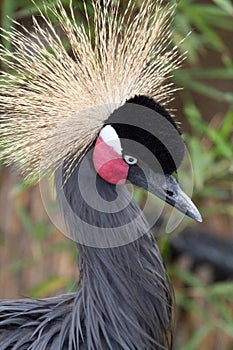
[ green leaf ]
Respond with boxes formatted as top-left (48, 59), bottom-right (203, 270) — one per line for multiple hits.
top-left (221, 322), bottom-right (233, 337)
top-left (213, 0), bottom-right (233, 16)
top-left (178, 67), bottom-right (233, 80)
top-left (219, 107), bottom-right (233, 139)
top-left (15, 203), bottom-right (33, 235)
top-left (185, 106), bottom-right (232, 159)
top-left (1, 0), bottom-right (16, 51)
top-left (33, 221), bottom-right (52, 240)
top-left (28, 276), bottom-right (69, 297)
top-left (180, 325), bottom-right (213, 350)
top-left (173, 267), bottom-right (205, 288)
top-left (11, 178), bottom-right (38, 196)
top-left (209, 282), bottom-right (233, 297)
top-left (188, 137), bottom-right (214, 189)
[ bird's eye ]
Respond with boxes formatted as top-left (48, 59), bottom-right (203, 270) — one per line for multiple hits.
top-left (124, 155), bottom-right (137, 165)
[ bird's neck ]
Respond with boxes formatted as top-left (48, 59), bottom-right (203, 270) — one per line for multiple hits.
top-left (77, 235), bottom-right (172, 349)
top-left (55, 157), bottom-right (173, 349)
top-left (55, 152), bottom-right (150, 247)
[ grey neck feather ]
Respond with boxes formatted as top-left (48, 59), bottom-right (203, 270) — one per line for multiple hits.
top-left (0, 154), bottom-right (173, 350)
top-left (54, 154), bottom-right (173, 350)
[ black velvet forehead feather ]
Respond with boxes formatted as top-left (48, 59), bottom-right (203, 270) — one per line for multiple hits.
top-left (127, 95), bottom-right (180, 132)
top-left (106, 95), bottom-right (185, 175)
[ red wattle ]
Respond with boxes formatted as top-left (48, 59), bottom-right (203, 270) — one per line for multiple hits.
top-left (93, 136), bottom-right (129, 184)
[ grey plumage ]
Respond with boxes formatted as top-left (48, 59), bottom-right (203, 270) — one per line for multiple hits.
top-left (0, 156), bottom-right (173, 349)
top-left (0, 240), bottom-right (172, 350)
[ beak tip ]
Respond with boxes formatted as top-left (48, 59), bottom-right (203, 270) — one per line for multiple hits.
top-left (196, 214), bottom-right (203, 223)
top-left (186, 208), bottom-right (203, 223)
top-left (192, 207), bottom-right (203, 223)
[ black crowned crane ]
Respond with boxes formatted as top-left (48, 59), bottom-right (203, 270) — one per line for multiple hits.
top-left (0, 1), bottom-right (202, 349)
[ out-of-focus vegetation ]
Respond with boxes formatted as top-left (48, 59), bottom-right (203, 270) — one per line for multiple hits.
top-left (0, 1), bottom-right (232, 349)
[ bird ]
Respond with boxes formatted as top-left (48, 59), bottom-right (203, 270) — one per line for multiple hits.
top-left (0, 1), bottom-right (202, 349)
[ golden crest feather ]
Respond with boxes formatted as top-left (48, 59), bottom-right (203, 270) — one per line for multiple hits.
top-left (0, 0), bottom-right (184, 178)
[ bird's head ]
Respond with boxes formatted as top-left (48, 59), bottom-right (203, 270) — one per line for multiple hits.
top-left (93, 95), bottom-right (202, 222)
top-left (0, 0), bottom-right (202, 229)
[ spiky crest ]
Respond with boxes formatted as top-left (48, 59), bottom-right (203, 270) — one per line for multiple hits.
top-left (0, 0), bottom-right (184, 178)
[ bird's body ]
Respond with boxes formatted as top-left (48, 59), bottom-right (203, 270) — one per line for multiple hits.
top-left (0, 143), bottom-right (173, 349)
top-left (0, 1), bottom-right (202, 349)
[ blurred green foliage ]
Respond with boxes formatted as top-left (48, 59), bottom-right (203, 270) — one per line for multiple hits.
top-left (0, 1), bottom-right (232, 349)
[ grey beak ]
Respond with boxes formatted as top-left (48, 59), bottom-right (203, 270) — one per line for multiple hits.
top-left (147, 173), bottom-right (202, 222)
top-left (128, 165), bottom-right (202, 222)
top-left (160, 174), bottom-right (202, 222)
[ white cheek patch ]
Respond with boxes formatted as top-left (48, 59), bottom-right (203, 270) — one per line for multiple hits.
top-left (100, 125), bottom-right (122, 155)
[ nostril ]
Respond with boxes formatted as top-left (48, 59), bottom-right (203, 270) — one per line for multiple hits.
top-left (165, 189), bottom-right (174, 197)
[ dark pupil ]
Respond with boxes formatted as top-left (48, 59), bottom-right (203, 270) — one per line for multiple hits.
top-left (128, 157), bottom-right (135, 163)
